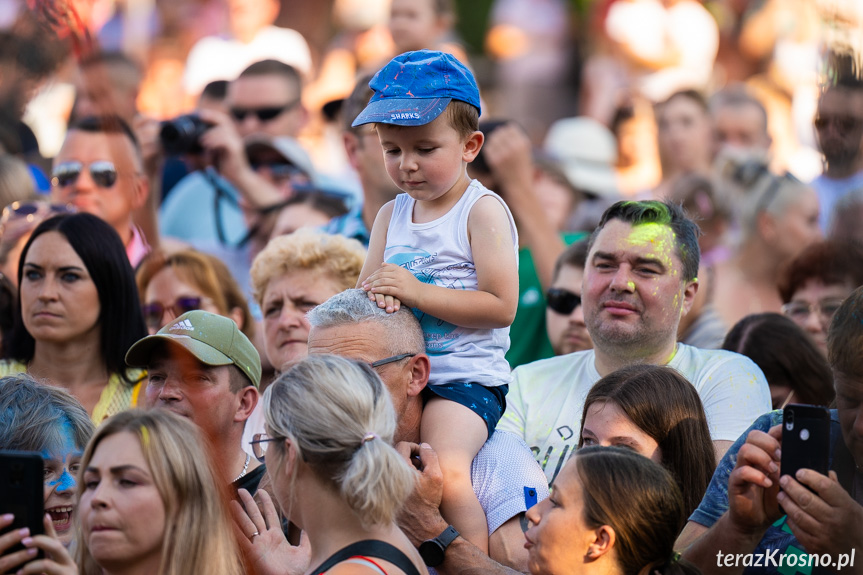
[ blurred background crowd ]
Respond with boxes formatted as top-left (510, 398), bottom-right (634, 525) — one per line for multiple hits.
top-left (0, 0), bottom-right (862, 377)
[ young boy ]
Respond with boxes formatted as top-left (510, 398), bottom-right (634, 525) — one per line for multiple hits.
top-left (354, 50), bottom-right (519, 557)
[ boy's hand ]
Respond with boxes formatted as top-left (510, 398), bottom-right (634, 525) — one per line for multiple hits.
top-left (361, 263), bottom-right (421, 312)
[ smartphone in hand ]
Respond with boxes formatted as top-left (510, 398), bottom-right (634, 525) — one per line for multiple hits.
top-left (0, 451), bottom-right (45, 563)
top-left (780, 404), bottom-right (830, 482)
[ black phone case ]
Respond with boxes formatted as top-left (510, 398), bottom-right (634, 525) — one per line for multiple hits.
top-left (781, 404), bottom-right (830, 480)
top-left (0, 451), bottom-right (45, 570)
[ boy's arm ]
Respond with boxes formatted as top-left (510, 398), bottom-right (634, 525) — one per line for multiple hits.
top-left (356, 201), bottom-right (395, 287)
top-left (363, 195), bottom-right (519, 328)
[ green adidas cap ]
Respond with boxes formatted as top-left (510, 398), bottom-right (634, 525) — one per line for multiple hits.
top-left (125, 310), bottom-right (262, 388)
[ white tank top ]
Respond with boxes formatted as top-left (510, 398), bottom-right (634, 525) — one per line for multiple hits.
top-left (384, 180), bottom-right (518, 387)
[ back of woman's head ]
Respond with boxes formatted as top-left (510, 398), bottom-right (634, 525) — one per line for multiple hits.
top-left (723, 313), bottom-right (834, 406)
top-left (76, 409), bottom-right (241, 575)
top-left (263, 354), bottom-right (414, 526)
top-left (575, 446), bottom-right (699, 575)
top-left (136, 249), bottom-right (255, 339)
top-left (6, 213), bottom-right (147, 379)
top-left (578, 365), bottom-right (715, 519)
top-left (0, 375), bottom-right (93, 452)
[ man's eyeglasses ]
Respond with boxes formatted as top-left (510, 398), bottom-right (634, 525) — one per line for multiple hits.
top-left (230, 100), bottom-right (300, 122)
top-left (369, 353), bottom-right (416, 368)
top-left (781, 298), bottom-right (845, 325)
top-left (142, 296), bottom-right (204, 329)
top-left (546, 288), bottom-right (582, 315)
top-left (51, 161), bottom-right (119, 188)
top-left (250, 433), bottom-right (282, 463)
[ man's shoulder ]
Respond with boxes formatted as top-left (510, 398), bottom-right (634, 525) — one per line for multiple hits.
top-left (471, 431), bottom-right (549, 534)
top-left (672, 344), bottom-right (765, 383)
top-left (512, 349), bottom-right (595, 380)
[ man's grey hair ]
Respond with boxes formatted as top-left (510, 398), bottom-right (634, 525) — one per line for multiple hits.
top-left (307, 289), bottom-right (426, 354)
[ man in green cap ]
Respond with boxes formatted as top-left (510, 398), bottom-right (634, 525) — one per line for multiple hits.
top-left (126, 309), bottom-right (265, 493)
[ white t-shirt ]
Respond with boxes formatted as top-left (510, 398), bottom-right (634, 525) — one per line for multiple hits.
top-left (183, 26), bottom-right (312, 96)
top-left (499, 344), bottom-right (772, 485)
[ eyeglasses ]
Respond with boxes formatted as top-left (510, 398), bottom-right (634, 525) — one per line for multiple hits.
top-left (755, 172), bottom-right (800, 215)
top-left (782, 298), bottom-right (845, 325)
top-left (51, 161), bottom-right (119, 188)
top-left (0, 201), bottom-right (77, 237)
top-left (142, 296), bottom-right (203, 328)
top-left (229, 100), bottom-right (300, 122)
top-left (546, 288), bottom-right (582, 315)
top-left (369, 353), bottom-right (416, 368)
top-left (250, 433), bottom-right (282, 463)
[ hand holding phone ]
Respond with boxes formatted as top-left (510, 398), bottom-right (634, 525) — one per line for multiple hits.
top-left (0, 451), bottom-right (45, 573)
top-left (780, 404), bottom-right (830, 482)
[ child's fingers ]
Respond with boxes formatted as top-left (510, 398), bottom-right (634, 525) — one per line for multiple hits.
top-left (374, 292), bottom-right (387, 309)
top-left (385, 295), bottom-right (397, 313)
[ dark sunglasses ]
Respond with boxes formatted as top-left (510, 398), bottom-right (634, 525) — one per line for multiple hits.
top-left (814, 115), bottom-right (863, 134)
top-left (546, 288), bottom-right (582, 315)
top-left (142, 296), bottom-right (203, 328)
top-left (0, 201), bottom-right (77, 237)
top-left (51, 161), bottom-right (118, 188)
top-left (229, 100), bottom-right (300, 122)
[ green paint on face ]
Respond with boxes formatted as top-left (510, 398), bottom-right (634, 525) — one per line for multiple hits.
top-left (626, 223), bottom-right (677, 271)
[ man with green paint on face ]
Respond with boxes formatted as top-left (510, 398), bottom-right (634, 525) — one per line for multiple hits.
top-left (499, 200), bottom-right (772, 485)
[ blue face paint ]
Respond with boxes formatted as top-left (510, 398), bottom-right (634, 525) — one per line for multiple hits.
top-left (42, 419), bottom-right (82, 492)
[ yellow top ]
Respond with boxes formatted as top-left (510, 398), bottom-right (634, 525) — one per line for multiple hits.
top-left (0, 360), bottom-right (146, 424)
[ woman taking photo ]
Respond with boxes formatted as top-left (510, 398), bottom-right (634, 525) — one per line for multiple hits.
top-left (77, 409), bottom-right (242, 575)
top-left (524, 446), bottom-right (701, 575)
top-left (238, 354), bottom-right (427, 575)
top-left (1, 213), bottom-right (148, 422)
top-left (578, 364), bottom-right (716, 519)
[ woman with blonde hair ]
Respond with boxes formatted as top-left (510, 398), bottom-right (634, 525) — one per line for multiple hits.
top-left (238, 354), bottom-right (427, 575)
top-left (77, 409), bottom-right (243, 575)
top-left (250, 230), bottom-right (365, 373)
top-left (136, 248), bottom-right (255, 339)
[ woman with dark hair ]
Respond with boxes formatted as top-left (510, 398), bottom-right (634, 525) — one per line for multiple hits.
top-left (722, 313), bottom-right (834, 408)
top-left (1, 213), bottom-right (147, 423)
top-left (778, 239), bottom-right (863, 357)
top-left (525, 446), bottom-right (702, 575)
top-left (578, 364), bottom-right (715, 519)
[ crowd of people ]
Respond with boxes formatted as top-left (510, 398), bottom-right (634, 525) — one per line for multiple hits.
top-left (0, 0), bottom-right (862, 574)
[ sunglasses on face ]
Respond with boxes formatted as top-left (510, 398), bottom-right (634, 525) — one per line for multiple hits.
top-left (546, 288), bottom-right (582, 315)
top-left (142, 296), bottom-right (203, 328)
top-left (0, 201), bottom-right (78, 238)
top-left (229, 100), bottom-right (300, 122)
top-left (814, 115), bottom-right (863, 134)
top-left (51, 161), bottom-right (118, 188)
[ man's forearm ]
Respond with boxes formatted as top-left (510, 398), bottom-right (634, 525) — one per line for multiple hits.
top-left (437, 537), bottom-right (526, 575)
top-left (682, 514), bottom-right (766, 575)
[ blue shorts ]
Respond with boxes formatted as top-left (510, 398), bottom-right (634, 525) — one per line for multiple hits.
top-left (422, 382), bottom-right (508, 439)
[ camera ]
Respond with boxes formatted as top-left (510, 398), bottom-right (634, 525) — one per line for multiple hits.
top-left (159, 114), bottom-right (212, 155)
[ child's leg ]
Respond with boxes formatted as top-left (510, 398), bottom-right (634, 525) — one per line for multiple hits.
top-left (421, 397), bottom-right (489, 554)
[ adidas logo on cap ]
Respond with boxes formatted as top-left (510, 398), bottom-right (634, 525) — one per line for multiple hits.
top-left (171, 319), bottom-right (194, 331)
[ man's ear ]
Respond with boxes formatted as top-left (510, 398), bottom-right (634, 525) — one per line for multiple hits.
top-left (343, 131), bottom-right (361, 170)
top-left (585, 525), bottom-right (616, 562)
top-left (462, 130), bottom-right (484, 163)
top-left (234, 385), bottom-right (259, 423)
top-left (680, 276), bottom-right (699, 317)
top-left (131, 174), bottom-right (150, 210)
top-left (407, 353), bottom-right (430, 397)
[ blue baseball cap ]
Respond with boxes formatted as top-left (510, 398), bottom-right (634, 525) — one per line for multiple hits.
top-left (351, 50), bottom-right (481, 127)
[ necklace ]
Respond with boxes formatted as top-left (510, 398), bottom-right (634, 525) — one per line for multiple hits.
top-left (233, 453), bottom-right (251, 483)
